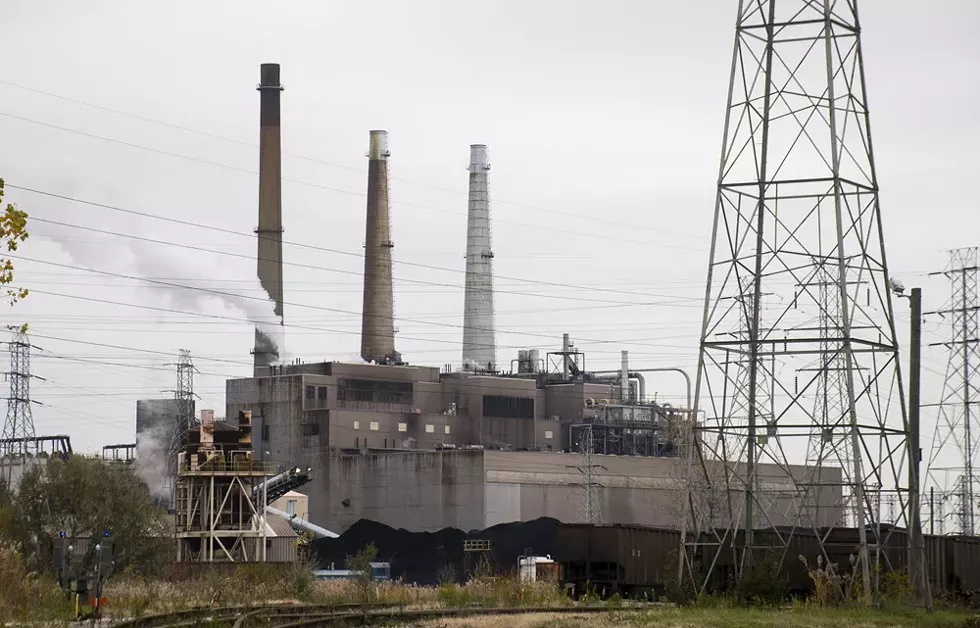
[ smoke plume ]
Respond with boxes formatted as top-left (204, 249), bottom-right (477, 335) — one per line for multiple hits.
top-left (41, 223), bottom-right (282, 356)
top-left (135, 421), bottom-right (172, 507)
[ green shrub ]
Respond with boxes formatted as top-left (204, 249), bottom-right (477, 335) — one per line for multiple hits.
top-left (737, 553), bottom-right (788, 607)
top-left (663, 548), bottom-right (700, 606)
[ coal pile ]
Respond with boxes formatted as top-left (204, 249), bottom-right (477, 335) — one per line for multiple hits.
top-left (313, 518), bottom-right (561, 585)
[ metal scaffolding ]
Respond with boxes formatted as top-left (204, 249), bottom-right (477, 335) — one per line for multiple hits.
top-left (680, 1), bottom-right (909, 601)
top-left (174, 411), bottom-right (275, 562)
top-left (926, 247), bottom-right (980, 535)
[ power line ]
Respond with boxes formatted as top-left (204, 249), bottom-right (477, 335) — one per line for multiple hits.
top-left (0, 112), bottom-right (700, 251)
top-left (11, 255), bottom-right (699, 352)
top-left (0, 77), bottom-right (706, 245)
top-left (16, 195), bottom-right (705, 305)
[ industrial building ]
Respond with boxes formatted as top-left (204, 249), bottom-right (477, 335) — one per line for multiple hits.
top-left (224, 351), bottom-right (842, 533)
top-left (213, 65), bottom-right (845, 535)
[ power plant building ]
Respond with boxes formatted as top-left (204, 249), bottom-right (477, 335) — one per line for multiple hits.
top-left (222, 66), bottom-right (842, 537)
top-left (225, 357), bottom-right (842, 533)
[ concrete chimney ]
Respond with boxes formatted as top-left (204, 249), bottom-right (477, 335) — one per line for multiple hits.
top-left (462, 144), bottom-right (496, 372)
top-left (253, 63), bottom-right (284, 376)
top-left (360, 130), bottom-right (399, 364)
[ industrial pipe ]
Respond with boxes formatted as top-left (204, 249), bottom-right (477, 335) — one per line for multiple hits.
top-left (620, 351), bottom-right (630, 403)
top-left (590, 367), bottom-right (691, 409)
top-left (265, 505), bottom-right (339, 539)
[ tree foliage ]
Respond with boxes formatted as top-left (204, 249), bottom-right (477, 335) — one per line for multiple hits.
top-left (345, 542), bottom-right (378, 597)
top-left (0, 456), bottom-right (171, 579)
top-left (0, 178), bottom-right (29, 307)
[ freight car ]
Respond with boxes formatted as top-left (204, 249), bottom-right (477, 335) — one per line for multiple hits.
top-left (555, 522), bottom-right (980, 600)
top-left (925, 534), bottom-right (980, 600)
top-left (556, 524), bottom-right (679, 598)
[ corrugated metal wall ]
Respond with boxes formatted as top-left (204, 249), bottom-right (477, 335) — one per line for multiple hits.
top-left (265, 537), bottom-right (299, 563)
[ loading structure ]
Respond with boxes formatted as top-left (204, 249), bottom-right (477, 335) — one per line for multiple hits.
top-left (174, 410), bottom-right (276, 562)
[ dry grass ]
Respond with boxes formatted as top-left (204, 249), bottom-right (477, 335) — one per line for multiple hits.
top-left (435, 577), bottom-right (572, 609)
top-left (0, 541), bottom-right (71, 622)
top-left (413, 613), bottom-right (596, 628)
top-left (412, 607), bottom-right (979, 628)
top-left (103, 570), bottom-right (445, 617)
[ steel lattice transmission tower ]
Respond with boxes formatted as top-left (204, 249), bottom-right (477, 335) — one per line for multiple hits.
top-left (2, 330), bottom-right (37, 458)
top-left (680, 1), bottom-right (909, 600)
top-left (167, 350), bottom-right (196, 491)
top-left (926, 247), bottom-right (980, 536)
top-left (573, 426), bottom-right (603, 525)
top-left (804, 259), bottom-right (853, 526)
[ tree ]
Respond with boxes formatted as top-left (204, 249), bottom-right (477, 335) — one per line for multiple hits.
top-left (0, 456), bottom-right (171, 579)
top-left (345, 542), bottom-right (378, 600)
top-left (0, 178), bottom-right (29, 307)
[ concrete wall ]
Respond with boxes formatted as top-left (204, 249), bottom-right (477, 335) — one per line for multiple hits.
top-left (325, 450), bottom-right (485, 533)
top-left (482, 451), bottom-right (843, 530)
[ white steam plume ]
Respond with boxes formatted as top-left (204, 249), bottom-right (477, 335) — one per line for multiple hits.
top-left (42, 225), bottom-right (282, 356)
top-left (135, 421), bottom-right (172, 506)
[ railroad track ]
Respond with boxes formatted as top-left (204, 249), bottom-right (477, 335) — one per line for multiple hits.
top-left (113, 603), bottom-right (651, 628)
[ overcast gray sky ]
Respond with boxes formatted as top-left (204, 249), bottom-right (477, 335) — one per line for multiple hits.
top-left (1, 1), bottom-right (978, 456)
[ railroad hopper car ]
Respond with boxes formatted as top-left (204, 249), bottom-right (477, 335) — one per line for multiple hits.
top-left (555, 523), bottom-right (980, 599)
top-left (929, 535), bottom-right (980, 598)
top-left (556, 524), bottom-right (679, 598)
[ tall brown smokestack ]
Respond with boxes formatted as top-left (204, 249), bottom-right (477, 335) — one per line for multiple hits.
top-left (360, 130), bottom-right (399, 364)
top-left (253, 63), bottom-right (284, 376)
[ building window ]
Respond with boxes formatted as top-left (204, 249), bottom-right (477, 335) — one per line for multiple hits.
top-left (305, 385), bottom-right (315, 400)
top-left (545, 430), bottom-right (553, 440)
top-left (398, 423), bottom-right (407, 433)
top-left (482, 395), bottom-right (534, 419)
top-left (444, 425), bottom-right (451, 435)
top-left (370, 421), bottom-right (380, 431)
top-left (353, 421), bottom-right (360, 430)
top-left (425, 424), bottom-right (435, 434)
top-left (261, 424), bottom-right (270, 441)
top-left (286, 499), bottom-right (296, 516)
top-left (337, 378), bottom-right (413, 405)
top-left (302, 422), bottom-right (320, 437)
top-left (318, 386), bottom-right (327, 403)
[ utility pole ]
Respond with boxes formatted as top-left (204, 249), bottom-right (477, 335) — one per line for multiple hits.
top-left (904, 287), bottom-right (930, 610)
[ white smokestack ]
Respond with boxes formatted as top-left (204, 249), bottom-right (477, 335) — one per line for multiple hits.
top-left (461, 144), bottom-right (496, 372)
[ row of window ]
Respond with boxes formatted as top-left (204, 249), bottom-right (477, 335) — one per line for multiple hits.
top-left (483, 395), bottom-right (535, 419)
top-left (273, 423), bottom-right (549, 440)
top-left (305, 385), bottom-right (328, 402)
top-left (351, 421), bottom-right (450, 435)
top-left (338, 378), bottom-right (413, 405)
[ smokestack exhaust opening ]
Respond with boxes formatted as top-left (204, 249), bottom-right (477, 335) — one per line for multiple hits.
top-left (360, 130), bottom-right (401, 365)
top-left (253, 63), bottom-right (285, 376)
top-left (461, 143), bottom-right (496, 372)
